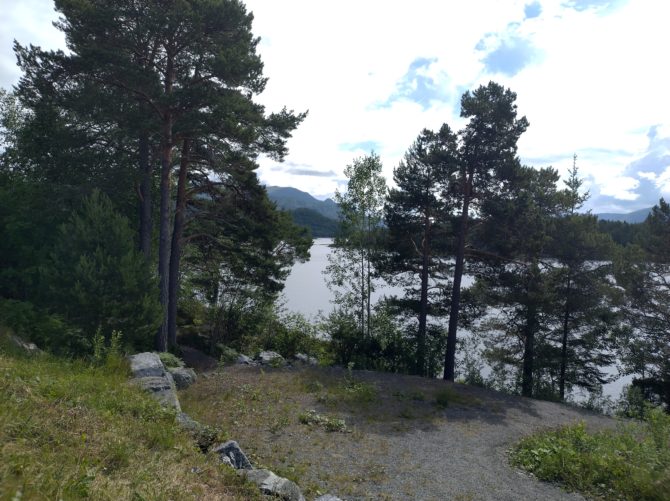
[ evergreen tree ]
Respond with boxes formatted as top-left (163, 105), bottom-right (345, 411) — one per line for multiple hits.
top-left (380, 126), bottom-right (459, 376)
top-left (16, 0), bottom-right (305, 350)
top-left (473, 165), bottom-right (566, 397)
top-left (548, 156), bottom-right (617, 400)
top-left (43, 191), bottom-right (162, 353)
top-left (444, 82), bottom-right (529, 381)
top-left (614, 199), bottom-right (670, 409)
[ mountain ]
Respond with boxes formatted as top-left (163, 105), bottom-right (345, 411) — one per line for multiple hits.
top-left (266, 186), bottom-right (340, 220)
top-left (596, 207), bottom-right (651, 224)
top-left (289, 208), bottom-right (340, 238)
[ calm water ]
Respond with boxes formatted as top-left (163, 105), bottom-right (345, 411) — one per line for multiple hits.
top-left (281, 238), bottom-right (630, 401)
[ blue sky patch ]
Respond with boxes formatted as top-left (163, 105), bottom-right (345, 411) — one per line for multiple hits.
top-left (563, 0), bottom-right (625, 13)
top-left (524, 2), bottom-right (542, 19)
top-left (482, 36), bottom-right (540, 76)
top-left (377, 57), bottom-right (450, 110)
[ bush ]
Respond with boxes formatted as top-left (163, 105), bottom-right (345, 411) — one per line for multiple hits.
top-left (0, 299), bottom-right (86, 355)
top-left (511, 412), bottom-right (670, 500)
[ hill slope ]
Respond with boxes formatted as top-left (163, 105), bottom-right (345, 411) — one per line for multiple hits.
top-left (0, 346), bottom-right (258, 500)
top-left (266, 186), bottom-right (340, 220)
top-left (596, 207), bottom-right (651, 223)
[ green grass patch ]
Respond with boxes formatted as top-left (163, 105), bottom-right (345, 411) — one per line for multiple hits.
top-left (510, 413), bottom-right (670, 501)
top-left (0, 349), bottom-right (257, 500)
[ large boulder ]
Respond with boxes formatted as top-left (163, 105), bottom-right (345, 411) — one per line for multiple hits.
top-left (128, 352), bottom-right (165, 378)
top-left (257, 350), bottom-right (286, 366)
top-left (212, 440), bottom-right (252, 470)
top-left (168, 366), bottom-right (197, 389)
top-left (238, 469), bottom-right (305, 501)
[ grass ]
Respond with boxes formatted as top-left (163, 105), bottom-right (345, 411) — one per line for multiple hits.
top-left (0, 346), bottom-right (261, 501)
top-left (510, 411), bottom-right (670, 501)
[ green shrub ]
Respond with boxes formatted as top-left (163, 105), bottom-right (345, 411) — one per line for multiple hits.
top-left (216, 344), bottom-right (240, 365)
top-left (511, 412), bottom-right (670, 500)
top-left (159, 351), bottom-right (185, 369)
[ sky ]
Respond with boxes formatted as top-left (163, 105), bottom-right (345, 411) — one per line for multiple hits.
top-left (1, 0), bottom-right (669, 213)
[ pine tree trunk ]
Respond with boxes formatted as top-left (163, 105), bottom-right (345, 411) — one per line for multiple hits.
top-left (522, 307), bottom-right (536, 397)
top-left (444, 170), bottom-right (472, 380)
top-left (522, 267), bottom-right (539, 397)
top-left (155, 51), bottom-right (174, 353)
top-left (559, 273), bottom-right (572, 400)
top-left (167, 139), bottom-right (189, 348)
top-left (417, 223), bottom-right (430, 377)
top-left (156, 126), bottom-right (172, 352)
top-left (138, 129), bottom-right (152, 259)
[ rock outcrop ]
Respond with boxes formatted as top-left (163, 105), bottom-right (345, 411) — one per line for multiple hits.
top-left (128, 352), bottom-right (181, 411)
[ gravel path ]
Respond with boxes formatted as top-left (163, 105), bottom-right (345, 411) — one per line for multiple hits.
top-left (182, 366), bottom-right (616, 501)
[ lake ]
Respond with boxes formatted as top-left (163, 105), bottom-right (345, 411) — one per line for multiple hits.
top-left (281, 238), bottom-right (630, 401)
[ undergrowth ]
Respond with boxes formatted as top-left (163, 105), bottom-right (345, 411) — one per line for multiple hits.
top-left (0, 348), bottom-right (258, 500)
top-left (510, 411), bottom-right (670, 501)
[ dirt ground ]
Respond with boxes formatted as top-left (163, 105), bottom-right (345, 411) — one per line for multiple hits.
top-left (179, 364), bottom-right (616, 501)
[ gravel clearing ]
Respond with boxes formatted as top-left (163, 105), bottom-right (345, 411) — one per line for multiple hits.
top-left (180, 365), bottom-right (616, 501)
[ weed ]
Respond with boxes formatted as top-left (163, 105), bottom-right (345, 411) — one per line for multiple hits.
top-left (434, 388), bottom-right (452, 409)
top-left (299, 410), bottom-right (350, 433)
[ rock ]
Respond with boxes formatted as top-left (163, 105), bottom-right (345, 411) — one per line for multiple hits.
top-left (212, 440), bottom-right (252, 470)
top-left (8, 335), bottom-right (42, 355)
top-left (128, 352), bottom-right (165, 378)
top-left (132, 375), bottom-right (181, 411)
top-left (239, 469), bottom-right (305, 501)
top-left (236, 354), bottom-right (254, 365)
top-left (257, 350), bottom-right (286, 366)
top-left (294, 353), bottom-right (318, 366)
top-left (168, 366), bottom-right (197, 389)
top-left (314, 495), bottom-right (343, 501)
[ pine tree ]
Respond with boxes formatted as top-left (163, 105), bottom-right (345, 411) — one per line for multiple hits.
top-left (615, 199), bottom-right (670, 409)
top-left (380, 125), bottom-right (459, 376)
top-left (443, 82), bottom-right (529, 381)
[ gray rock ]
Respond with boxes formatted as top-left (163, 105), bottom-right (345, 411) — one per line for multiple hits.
top-left (238, 469), bottom-right (305, 501)
top-left (131, 375), bottom-right (181, 411)
top-left (128, 352), bottom-right (165, 378)
top-left (176, 412), bottom-right (201, 432)
top-left (168, 366), bottom-right (197, 389)
top-left (314, 495), bottom-right (343, 501)
top-left (236, 353), bottom-right (254, 365)
top-left (257, 350), bottom-right (286, 366)
top-left (212, 440), bottom-right (252, 470)
top-left (295, 353), bottom-right (318, 366)
top-left (8, 335), bottom-right (42, 355)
